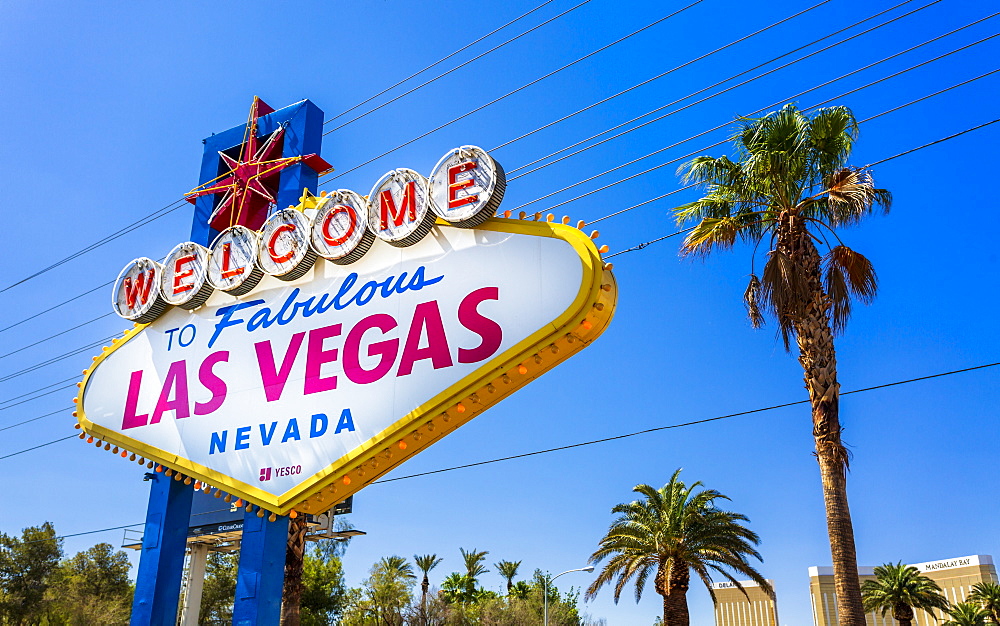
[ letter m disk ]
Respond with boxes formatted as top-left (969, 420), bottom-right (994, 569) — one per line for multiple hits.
top-left (379, 181), bottom-right (418, 229)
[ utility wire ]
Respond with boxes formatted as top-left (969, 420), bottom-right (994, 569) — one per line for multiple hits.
top-left (0, 408), bottom-right (71, 432)
top-left (0, 435), bottom-right (77, 460)
top-left (603, 113), bottom-right (1000, 256)
top-left (1, 382), bottom-right (77, 411)
top-left (500, 0), bottom-right (917, 169)
top-left (0, 313), bottom-right (117, 360)
top-left (323, 0), bottom-right (558, 125)
top-left (374, 362), bottom-right (999, 483)
top-left (324, 0), bottom-right (589, 133)
top-left (321, 0), bottom-right (706, 182)
top-left (0, 286), bottom-right (113, 335)
top-left (508, 1), bottom-right (983, 187)
top-left (0, 200), bottom-right (187, 295)
top-left (491, 0), bottom-right (833, 154)
top-left (511, 28), bottom-right (999, 220)
top-left (0, 336), bottom-right (116, 384)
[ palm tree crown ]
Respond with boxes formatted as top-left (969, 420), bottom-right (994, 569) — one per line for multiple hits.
top-left (860, 562), bottom-right (949, 626)
top-left (460, 548), bottom-right (490, 584)
top-left (674, 102), bottom-right (891, 626)
top-left (968, 581), bottom-right (1000, 623)
top-left (942, 602), bottom-right (991, 626)
top-left (413, 554), bottom-right (443, 609)
top-left (495, 560), bottom-right (522, 594)
top-left (586, 469), bottom-right (770, 626)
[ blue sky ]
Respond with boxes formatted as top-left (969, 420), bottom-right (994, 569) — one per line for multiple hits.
top-left (1, 1), bottom-right (998, 623)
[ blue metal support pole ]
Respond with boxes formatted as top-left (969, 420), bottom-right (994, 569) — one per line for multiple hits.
top-left (233, 511), bottom-right (290, 625)
top-left (130, 473), bottom-right (194, 626)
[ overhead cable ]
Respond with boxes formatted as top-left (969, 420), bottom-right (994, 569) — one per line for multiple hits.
top-left (0, 313), bottom-right (117, 360)
top-left (321, 0), bottom-right (707, 182)
top-left (0, 287), bottom-right (113, 335)
top-left (323, 0), bottom-right (587, 132)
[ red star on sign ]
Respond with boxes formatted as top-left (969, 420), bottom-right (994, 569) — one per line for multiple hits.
top-left (186, 97), bottom-right (332, 232)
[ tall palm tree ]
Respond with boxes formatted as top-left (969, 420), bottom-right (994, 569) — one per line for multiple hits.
top-left (413, 554), bottom-right (443, 610)
top-left (968, 581), bottom-right (1000, 623)
top-left (495, 560), bottom-right (522, 594)
top-left (585, 469), bottom-right (771, 626)
top-left (460, 548), bottom-right (490, 586)
top-left (943, 602), bottom-right (991, 626)
top-left (367, 556), bottom-right (416, 625)
top-left (673, 103), bottom-right (891, 625)
top-left (860, 562), bottom-right (949, 626)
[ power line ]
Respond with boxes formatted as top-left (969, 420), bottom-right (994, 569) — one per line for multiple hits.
top-left (0, 385), bottom-right (77, 412)
top-left (323, 0), bottom-right (558, 125)
top-left (0, 285), bottom-right (113, 335)
top-left (499, 0), bottom-right (917, 170)
top-left (0, 200), bottom-right (187, 295)
top-left (508, 1), bottom-right (981, 187)
top-left (373, 362), bottom-right (999, 483)
top-left (0, 313), bottom-right (117, 360)
top-left (0, 336), bottom-right (116, 384)
top-left (601, 113), bottom-right (1000, 256)
top-left (0, 435), bottom-right (76, 460)
top-left (0, 408), bottom-right (71, 433)
top-left (509, 32), bottom-right (999, 222)
top-left (323, 0), bottom-right (590, 133)
top-left (321, 0), bottom-right (707, 183)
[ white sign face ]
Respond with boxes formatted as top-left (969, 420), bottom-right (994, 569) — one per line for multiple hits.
top-left (161, 242), bottom-right (213, 309)
top-left (113, 258), bottom-right (168, 323)
top-left (207, 226), bottom-right (264, 295)
top-left (429, 145), bottom-right (505, 228)
top-left (82, 224), bottom-right (590, 502)
top-left (367, 169), bottom-right (435, 247)
top-left (310, 190), bottom-right (374, 265)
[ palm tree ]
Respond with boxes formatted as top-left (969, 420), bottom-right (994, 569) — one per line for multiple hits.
top-left (968, 581), bottom-right (1000, 623)
top-left (943, 602), bottom-right (991, 626)
top-left (460, 548), bottom-right (490, 586)
top-left (586, 469), bottom-right (771, 625)
top-left (673, 103), bottom-right (891, 625)
top-left (413, 554), bottom-right (443, 611)
top-left (367, 556), bottom-right (416, 625)
top-left (495, 560), bottom-right (522, 594)
top-left (860, 562), bottom-right (949, 626)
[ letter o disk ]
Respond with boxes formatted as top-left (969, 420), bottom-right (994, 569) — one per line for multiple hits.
top-left (310, 190), bottom-right (375, 265)
top-left (367, 169), bottom-right (435, 247)
top-left (160, 242), bottom-right (214, 309)
top-left (112, 257), bottom-right (169, 323)
top-left (207, 226), bottom-right (264, 295)
top-left (258, 209), bottom-right (318, 281)
top-left (429, 145), bottom-right (506, 228)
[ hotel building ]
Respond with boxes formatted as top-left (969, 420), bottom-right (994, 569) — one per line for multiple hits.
top-left (712, 579), bottom-right (778, 626)
top-left (808, 555), bottom-right (997, 626)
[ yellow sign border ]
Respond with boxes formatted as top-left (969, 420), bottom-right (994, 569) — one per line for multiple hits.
top-left (76, 217), bottom-right (617, 515)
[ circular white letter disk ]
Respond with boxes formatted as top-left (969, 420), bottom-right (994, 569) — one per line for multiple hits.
top-left (367, 169), bottom-right (435, 248)
top-left (207, 226), bottom-right (264, 295)
top-left (161, 242), bottom-right (214, 310)
top-left (112, 257), bottom-right (169, 323)
top-left (258, 209), bottom-right (317, 281)
top-left (429, 145), bottom-right (506, 228)
top-left (310, 190), bottom-right (375, 265)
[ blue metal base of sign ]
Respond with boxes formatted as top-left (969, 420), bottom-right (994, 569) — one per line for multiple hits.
top-left (233, 511), bottom-right (289, 625)
top-left (130, 474), bottom-right (194, 626)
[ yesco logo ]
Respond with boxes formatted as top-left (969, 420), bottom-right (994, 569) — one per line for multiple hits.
top-left (112, 146), bottom-right (505, 323)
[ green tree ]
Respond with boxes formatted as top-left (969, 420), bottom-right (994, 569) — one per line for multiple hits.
top-left (414, 554), bottom-right (444, 613)
top-left (860, 562), bottom-right (949, 626)
top-left (495, 560), bottom-right (521, 594)
top-left (943, 602), bottom-right (991, 626)
top-left (968, 581), bottom-right (1000, 623)
top-left (460, 548), bottom-right (490, 585)
top-left (199, 551), bottom-right (238, 624)
top-left (48, 542), bottom-right (133, 625)
top-left (300, 543), bottom-right (348, 626)
top-left (441, 571), bottom-right (478, 605)
top-left (0, 521), bottom-right (63, 625)
top-left (586, 469), bottom-right (771, 626)
top-left (673, 103), bottom-right (891, 625)
top-left (351, 555), bottom-right (416, 625)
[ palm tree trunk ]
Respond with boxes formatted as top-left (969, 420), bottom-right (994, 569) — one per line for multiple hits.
top-left (280, 516), bottom-right (309, 626)
top-left (789, 230), bottom-right (866, 626)
top-left (657, 560), bottom-right (690, 626)
top-left (893, 603), bottom-right (914, 626)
